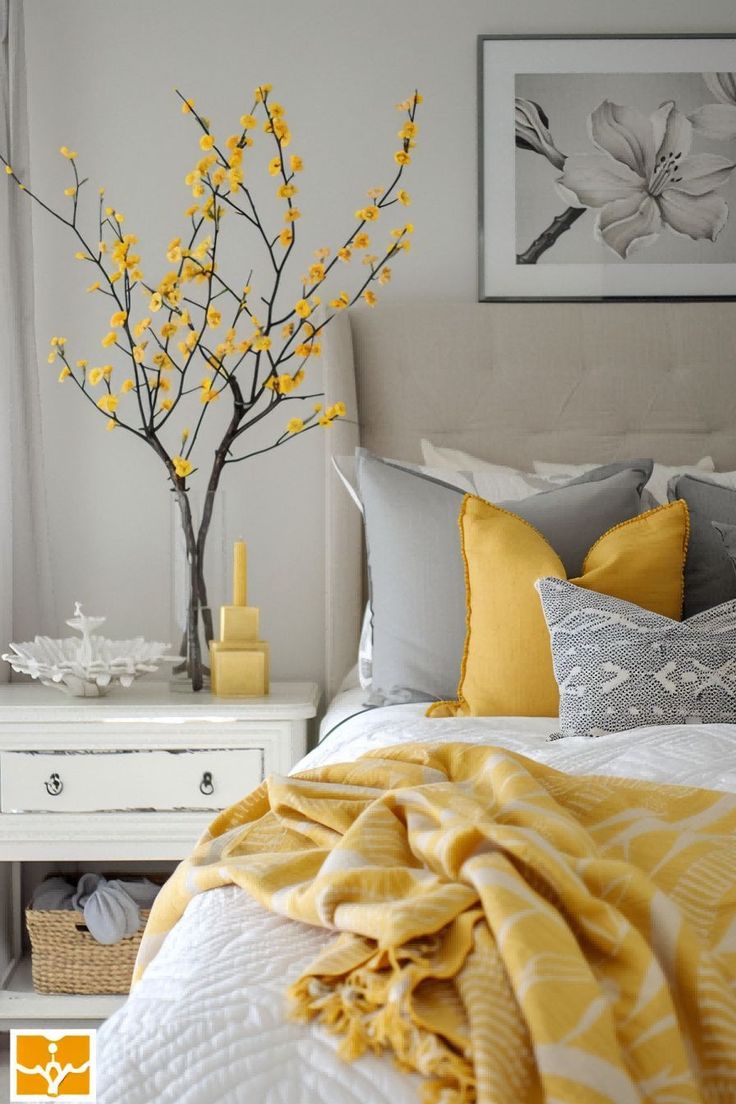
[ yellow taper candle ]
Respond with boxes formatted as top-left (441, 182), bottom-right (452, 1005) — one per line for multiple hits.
top-left (233, 540), bottom-right (247, 607)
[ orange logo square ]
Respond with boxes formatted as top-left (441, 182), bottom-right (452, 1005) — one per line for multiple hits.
top-left (10, 1030), bottom-right (96, 1102)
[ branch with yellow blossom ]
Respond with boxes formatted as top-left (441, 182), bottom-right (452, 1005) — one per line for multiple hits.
top-left (1, 86), bottom-right (420, 689)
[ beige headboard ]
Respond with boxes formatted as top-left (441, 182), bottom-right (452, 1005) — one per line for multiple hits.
top-left (323, 301), bottom-right (736, 696)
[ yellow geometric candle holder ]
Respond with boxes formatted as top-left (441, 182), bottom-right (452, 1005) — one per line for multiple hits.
top-left (210, 540), bottom-right (270, 697)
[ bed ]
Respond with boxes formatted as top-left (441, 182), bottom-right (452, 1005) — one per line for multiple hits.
top-left (97, 302), bottom-right (736, 1103)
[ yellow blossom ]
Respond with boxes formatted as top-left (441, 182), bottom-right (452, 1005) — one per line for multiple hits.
top-left (101, 331), bottom-right (117, 348)
top-left (149, 292), bottom-right (163, 312)
top-left (399, 121), bottom-right (418, 139)
top-left (181, 98), bottom-right (195, 114)
top-left (284, 208), bottom-right (300, 222)
top-left (356, 205), bottom-right (380, 221)
top-left (47, 352), bottom-right (57, 365)
top-left (157, 375), bottom-right (171, 391)
top-left (308, 263), bottom-right (325, 284)
top-left (185, 203), bottom-right (199, 217)
top-left (74, 251), bottom-right (89, 261)
top-left (114, 211), bottom-right (124, 222)
top-left (397, 189), bottom-right (411, 206)
top-left (59, 146), bottom-right (77, 159)
top-left (58, 366), bottom-right (71, 382)
top-left (378, 266), bottom-right (392, 285)
top-left (105, 419), bottom-right (117, 431)
top-left (207, 306), bottom-right (222, 328)
top-left (110, 310), bottom-right (127, 327)
top-left (252, 333), bottom-right (271, 352)
top-left (211, 167), bottom-right (226, 186)
top-left (273, 120), bottom-right (291, 146)
top-left (290, 154), bottom-right (303, 172)
top-left (294, 299), bottom-right (311, 319)
top-left (319, 415), bottom-right (332, 427)
top-left (254, 83), bottom-right (272, 102)
top-left (278, 227), bottom-right (293, 247)
top-left (286, 417), bottom-right (304, 434)
top-left (97, 393), bottom-right (118, 414)
top-left (362, 289), bottom-right (377, 307)
top-left (166, 237), bottom-right (183, 263)
top-left (338, 247), bottom-right (352, 262)
top-left (64, 187), bottom-right (77, 197)
top-left (133, 318), bottom-right (151, 337)
top-left (76, 359), bottom-right (87, 369)
top-left (121, 378), bottom-right (136, 393)
top-left (330, 401), bottom-right (346, 418)
top-left (278, 374), bottom-right (294, 394)
top-left (313, 403), bottom-right (322, 413)
top-left (199, 134), bottom-right (215, 151)
top-left (394, 150), bottom-right (411, 165)
top-left (201, 379), bottom-right (219, 403)
top-left (4, 165), bottom-right (12, 175)
top-left (132, 345), bottom-right (145, 364)
top-left (330, 291), bottom-right (350, 310)
top-left (240, 114), bottom-right (257, 129)
top-left (277, 183), bottom-right (297, 198)
top-left (192, 183), bottom-right (205, 197)
top-left (282, 322), bottom-right (295, 338)
top-left (268, 156), bottom-right (281, 177)
top-left (228, 167), bottom-right (244, 189)
top-left (353, 232), bottom-right (370, 249)
top-left (159, 321), bottom-right (178, 339)
top-left (88, 367), bottom-right (105, 385)
top-left (86, 282), bottom-right (100, 292)
top-left (172, 455), bottom-right (193, 478)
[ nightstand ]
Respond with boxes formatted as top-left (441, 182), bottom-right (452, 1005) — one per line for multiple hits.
top-left (0, 679), bottom-right (320, 1029)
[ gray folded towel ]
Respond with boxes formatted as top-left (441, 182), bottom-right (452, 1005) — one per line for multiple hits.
top-left (32, 874), bottom-right (160, 944)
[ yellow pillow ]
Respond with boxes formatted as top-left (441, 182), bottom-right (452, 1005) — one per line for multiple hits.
top-left (428, 497), bottom-right (690, 718)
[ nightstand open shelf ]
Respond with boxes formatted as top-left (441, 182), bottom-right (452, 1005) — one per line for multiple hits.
top-left (0, 680), bottom-right (320, 1029)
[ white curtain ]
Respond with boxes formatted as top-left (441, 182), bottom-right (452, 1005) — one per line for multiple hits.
top-left (0, 0), bottom-right (54, 678)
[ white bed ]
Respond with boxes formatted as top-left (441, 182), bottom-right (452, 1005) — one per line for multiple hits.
top-left (96, 302), bottom-right (736, 1102)
top-left (97, 700), bottom-right (736, 1104)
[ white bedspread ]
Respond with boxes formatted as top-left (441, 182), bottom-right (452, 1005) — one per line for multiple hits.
top-left (97, 699), bottom-right (736, 1103)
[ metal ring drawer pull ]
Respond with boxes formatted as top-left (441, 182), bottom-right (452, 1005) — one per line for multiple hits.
top-left (44, 772), bottom-right (64, 797)
top-left (199, 771), bottom-right (214, 796)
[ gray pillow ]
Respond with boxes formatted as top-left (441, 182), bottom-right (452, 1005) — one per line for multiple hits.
top-left (536, 576), bottom-right (736, 738)
top-left (668, 474), bottom-right (736, 616)
top-left (355, 450), bottom-right (653, 707)
top-left (712, 521), bottom-right (736, 583)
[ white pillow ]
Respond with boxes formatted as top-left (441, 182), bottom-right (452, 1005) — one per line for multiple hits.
top-left (533, 457), bottom-right (715, 505)
top-left (419, 439), bottom-right (552, 501)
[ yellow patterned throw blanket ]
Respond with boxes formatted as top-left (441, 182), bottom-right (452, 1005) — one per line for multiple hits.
top-left (135, 744), bottom-right (736, 1103)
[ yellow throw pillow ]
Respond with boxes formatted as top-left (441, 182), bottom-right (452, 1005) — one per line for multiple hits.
top-left (428, 497), bottom-right (690, 718)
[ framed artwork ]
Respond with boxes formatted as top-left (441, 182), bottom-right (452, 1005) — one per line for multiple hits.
top-left (478, 34), bottom-right (736, 301)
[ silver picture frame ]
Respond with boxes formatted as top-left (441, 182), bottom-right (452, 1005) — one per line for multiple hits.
top-left (478, 33), bottom-right (736, 302)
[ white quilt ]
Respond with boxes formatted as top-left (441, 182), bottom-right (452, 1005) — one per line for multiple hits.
top-left (97, 700), bottom-right (736, 1104)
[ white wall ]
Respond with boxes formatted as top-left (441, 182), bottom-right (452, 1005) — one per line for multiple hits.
top-left (23, 0), bottom-right (736, 686)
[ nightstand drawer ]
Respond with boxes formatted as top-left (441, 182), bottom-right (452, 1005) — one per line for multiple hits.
top-left (0, 749), bottom-right (263, 812)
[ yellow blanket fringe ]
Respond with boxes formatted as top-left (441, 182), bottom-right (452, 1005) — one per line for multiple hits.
top-left (134, 744), bottom-right (736, 1104)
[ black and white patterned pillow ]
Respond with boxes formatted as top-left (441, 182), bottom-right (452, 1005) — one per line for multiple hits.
top-left (536, 577), bottom-right (736, 738)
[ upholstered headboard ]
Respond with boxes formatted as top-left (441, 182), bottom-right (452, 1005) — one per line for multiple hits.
top-left (322, 301), bottom-right (736, 696)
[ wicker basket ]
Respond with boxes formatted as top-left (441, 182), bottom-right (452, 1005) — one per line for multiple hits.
top-left (26, 876), bottom-right (166, 995)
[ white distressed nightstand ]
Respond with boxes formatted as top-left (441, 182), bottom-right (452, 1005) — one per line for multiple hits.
top-left (0, 679), bottom-right (319, 1029)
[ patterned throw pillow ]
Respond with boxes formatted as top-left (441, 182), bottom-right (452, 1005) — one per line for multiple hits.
top-left (536, 577), bottom-right (736, 737)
